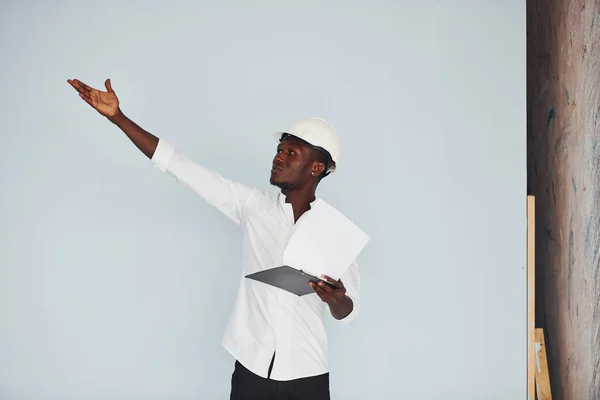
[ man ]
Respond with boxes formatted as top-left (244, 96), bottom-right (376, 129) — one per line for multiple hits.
top-left (67, 78), bottom-right (360, 400)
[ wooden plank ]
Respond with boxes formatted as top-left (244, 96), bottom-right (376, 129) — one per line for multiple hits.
top-left (527, 195), bottom-right (535, 399)
top-left (535, 328), bottom-right (552, 399)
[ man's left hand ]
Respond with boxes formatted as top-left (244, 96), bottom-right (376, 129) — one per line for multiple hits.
top-left (310, 275), bottom-right (353, 320)
top-left (310, 275), bottom-right (346, 304)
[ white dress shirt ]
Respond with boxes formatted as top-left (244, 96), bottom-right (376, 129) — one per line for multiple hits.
top-left (151, 139), bottom-right (360, 381)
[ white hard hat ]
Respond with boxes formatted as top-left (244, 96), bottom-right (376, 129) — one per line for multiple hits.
top-left (274, 117), bottom-right (340, 173)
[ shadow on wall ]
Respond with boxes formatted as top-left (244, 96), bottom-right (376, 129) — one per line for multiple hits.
top-left (527, 0), bottom-right (600, 398)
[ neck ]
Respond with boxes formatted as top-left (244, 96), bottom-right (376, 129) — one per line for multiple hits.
top-left (282, 185), bottom-right (317, 222)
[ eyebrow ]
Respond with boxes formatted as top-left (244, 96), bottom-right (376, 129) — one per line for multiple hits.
top-left (278, 142), bottom-right (303, 152)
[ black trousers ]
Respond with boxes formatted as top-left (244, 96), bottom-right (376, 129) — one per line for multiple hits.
top-left (230, 355), bottom-right (330, 400)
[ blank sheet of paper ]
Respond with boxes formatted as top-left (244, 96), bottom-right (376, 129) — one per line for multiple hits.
top-left (282, 199), bottom-right (370, 280)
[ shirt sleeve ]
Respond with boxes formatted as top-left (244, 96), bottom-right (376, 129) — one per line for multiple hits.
top-left (152, 139), bottom-right (260, 226)
top-left (337, 259), bottom-right (360, 324)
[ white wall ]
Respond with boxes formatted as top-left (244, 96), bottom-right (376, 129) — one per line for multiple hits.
top-left (0, 1), bottom-right (526, 398)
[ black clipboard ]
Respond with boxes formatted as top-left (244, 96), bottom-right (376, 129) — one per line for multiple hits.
top-left (245, 266), bottom-right (340, 296)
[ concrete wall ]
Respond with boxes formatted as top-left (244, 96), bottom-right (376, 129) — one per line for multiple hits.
top-left (0, 2), bottom-right (526, 399)
top-left (527, 0), bottom-right (600, 398)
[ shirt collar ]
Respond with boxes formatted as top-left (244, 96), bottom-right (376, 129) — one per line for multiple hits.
top-left (277, 192), bottom-right (320, 207)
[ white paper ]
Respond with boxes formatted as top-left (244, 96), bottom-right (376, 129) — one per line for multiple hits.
top-left (282, 199), bottom-right (370, 280)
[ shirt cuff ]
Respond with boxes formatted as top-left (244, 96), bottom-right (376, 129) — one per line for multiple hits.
top-left (152, 139), bottom-right (175, 172)
top-left (338, 294), bottom-right (359, 324)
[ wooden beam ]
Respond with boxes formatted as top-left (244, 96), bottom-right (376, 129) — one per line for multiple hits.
top-left (527, 195), bottom-right (535, 399)
top-left (535, 328), bottom-right (552, 399)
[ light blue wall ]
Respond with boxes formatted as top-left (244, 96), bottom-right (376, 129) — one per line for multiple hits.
top-left (0, 1), bottom-right (526, 398)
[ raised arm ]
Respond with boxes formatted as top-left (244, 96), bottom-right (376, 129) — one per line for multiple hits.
top-left (67, 78), bottom-right (158, 158)
top-left (67, 77), bottom-right (261, 226)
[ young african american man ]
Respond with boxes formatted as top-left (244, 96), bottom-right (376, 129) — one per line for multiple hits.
top-left (67, 78), bottom-right (360, 400)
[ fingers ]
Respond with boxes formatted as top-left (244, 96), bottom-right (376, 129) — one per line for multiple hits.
top-left (310, 279), bottom-right (345, 303)
top-left (316, 280), bottom-right (334, 294)
top-left (321, 275), bottom-right (344, 289)
top-left (79, 93), bottom-right (93, 106)
top-left (75, 89), bottom-right (96, 109)
top-left (311, 282), bottom-right (333, 303)
top-left (68, 78), bottom-right (102, 109)
top-left (67, 78), bottom-right (93, 94)
top-left (104, 78), bottom-right (114, 93)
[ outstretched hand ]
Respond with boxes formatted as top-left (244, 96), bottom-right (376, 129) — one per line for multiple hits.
top-left (67, 78), bottom-right (120, 118)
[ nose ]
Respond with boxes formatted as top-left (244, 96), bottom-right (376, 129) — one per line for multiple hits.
top-left (274, 152), bottom-right (285, 164)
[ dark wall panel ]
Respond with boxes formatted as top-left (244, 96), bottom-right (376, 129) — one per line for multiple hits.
top-left (528, 0), bottom-right (600, 398)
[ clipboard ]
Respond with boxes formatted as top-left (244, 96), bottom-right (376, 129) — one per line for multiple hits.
top-left (245, 266), bottom-right (340, 296)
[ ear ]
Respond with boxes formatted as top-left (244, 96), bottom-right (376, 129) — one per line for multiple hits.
top-left (310, 161), bottom-right (326, 177)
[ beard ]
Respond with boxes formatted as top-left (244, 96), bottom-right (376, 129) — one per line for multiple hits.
top-left (269, 164), bottom-right (312, 191)
top-left (270, 177), bottom-right (299, 191)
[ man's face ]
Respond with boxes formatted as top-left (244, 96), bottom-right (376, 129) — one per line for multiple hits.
top-left (269, 137), bottom-right (316, 191)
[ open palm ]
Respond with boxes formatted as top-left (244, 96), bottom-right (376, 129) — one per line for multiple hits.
top-left (67, 78), bottom-right (119, 118)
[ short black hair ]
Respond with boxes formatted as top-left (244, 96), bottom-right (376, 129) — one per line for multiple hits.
top-left (309, 147), bottom-right (334, 179)
top-left (280, 133), bottom-right (335, 179)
